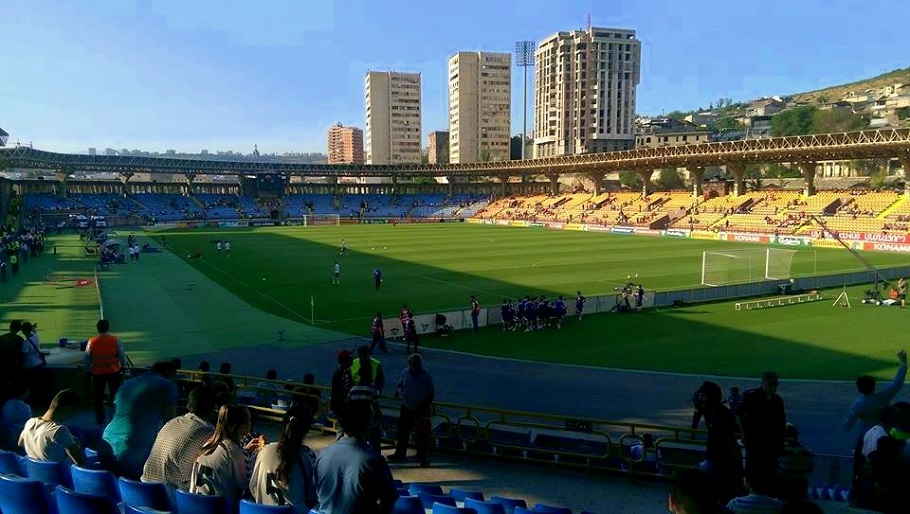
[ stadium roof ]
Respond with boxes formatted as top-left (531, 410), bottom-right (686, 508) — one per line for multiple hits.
top-left (1, 128), bottom-right (909, 177)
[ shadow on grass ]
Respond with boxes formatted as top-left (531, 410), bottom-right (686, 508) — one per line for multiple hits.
top-left (143, 226), bottom-right (901, 380)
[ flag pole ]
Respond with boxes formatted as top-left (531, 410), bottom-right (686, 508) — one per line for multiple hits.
top-left (310, 295), bottom-right (315, 324)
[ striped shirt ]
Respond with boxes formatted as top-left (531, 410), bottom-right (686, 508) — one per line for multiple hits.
top-left (141, 413), bottom-right (214, 492)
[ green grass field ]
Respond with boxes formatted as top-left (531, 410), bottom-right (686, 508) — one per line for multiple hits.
top-left (6, 224), bottom-right (910, 379)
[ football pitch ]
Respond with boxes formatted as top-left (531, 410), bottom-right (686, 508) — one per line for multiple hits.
top-left (6, 224), bottom-right (910, 380)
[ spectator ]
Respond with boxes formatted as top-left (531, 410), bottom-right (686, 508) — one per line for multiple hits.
top-left (696, 381), bottom-right (743, 503)
top-left (1, 382), bottom-right (32, 426)
top-left (351, 345), bottom-right (385, 395)
top-left (20, 322), bottom-right (47, 378)
top-left (845, 350), bottom-right (906, 489)
top-left (293, 373), bottom-right (322, 416)
top-left (668, 469), bottom-right (726, 514)
top-left (254, 369), bottom-right (281, 406)
top-left (389, 353), bottom-right (435, 467)
top-left (84, 319), bottom-right (126, 425)
top-left (219, 362), bottom-right (236, 393)
top-left (103, 360), bottom-right (179, 479)
top-left (191, 404), bottom-right (259, 507)
top-left (18, 389), bottom-right (86, 466)
top-left (738, 371), bottom-right (786, 488)
top-left (0, 320), bottom-right (25, 397)
top-left (725, 473), bottom-right (783, 514)
top-left (315, 400), bottom-right (398, 514)
top-left (141, 385), bottom-right (217, 493)
top-left (775, 424), bottom-right (814, 501)
top-left (249, 404), bottom-right (317, 513)
top-left (330, 350), bottom-right (354, 416)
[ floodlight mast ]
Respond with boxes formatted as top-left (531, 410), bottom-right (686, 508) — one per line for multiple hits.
top-left (515, 41), bottom-right (535, 160)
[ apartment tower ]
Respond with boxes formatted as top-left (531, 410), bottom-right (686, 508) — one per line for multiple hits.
top-left (428, 131), bottom-right (450, 164)
top-left (365, 71), bottom-right (422, 164)
top-left (447, 52), bottom-right (511, 163)
top-left (326, 123), bottom-right (364, 164)
top-left (534, 27), bottom-right (641, 157)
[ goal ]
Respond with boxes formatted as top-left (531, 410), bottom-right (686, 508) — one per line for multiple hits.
top-left (288, 214), bottom-right (341, 226)
top-left (701, 248), bottom-right (797, 286)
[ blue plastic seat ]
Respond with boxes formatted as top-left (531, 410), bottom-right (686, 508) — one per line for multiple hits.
top-left (533, 503), bottom-right (572, 514)
top-left (118, 477), bottom-right (173, 511)
top-left (408, 482), bottom-right (444, 496)
top-left (489, 496), bottom-right (528, 514)
top-left (175, 489), bottom-right (231, 514)
top-left (0, 474), bottom-right (56, 514)
top-left (393, 495), bottom-right (425, 514)
top-left (432, 504), bottom-right (477, 514)
top-left (418, 491), bottom-right (457, 509)
top-left (465, 497), bottom-right (506, 514)
top-left (0, 449), bottom-right (23, 475)
top-left (55, 485), bottom-right (120, 514)
top-left (449, 488), bottom-right (484, 502)
top-left (123, 506), bottom-right (173, 514)
top-left (238, 499), bottom-right (296, 513)
top-left (24, 456), bottom-right (71, 489)
top-left (69, 465), bottom-right (120, 500)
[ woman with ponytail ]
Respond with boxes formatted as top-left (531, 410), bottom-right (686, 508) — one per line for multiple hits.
top-left (249, 404), bottom-right (317, 512)
top-left (190, 404), bottom-right (258, 508)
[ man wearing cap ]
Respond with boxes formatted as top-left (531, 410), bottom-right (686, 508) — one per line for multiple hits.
top-left (738, 371), bottom-right (786, 487)
top-left (389, 353), bottom-right (435, 467)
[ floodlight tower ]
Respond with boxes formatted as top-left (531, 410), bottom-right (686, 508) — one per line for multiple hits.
top-left (514, 40), bottom-right (535, 160)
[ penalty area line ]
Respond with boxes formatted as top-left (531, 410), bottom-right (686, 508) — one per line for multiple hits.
top-left (412, 273), bottom-right (502, 298)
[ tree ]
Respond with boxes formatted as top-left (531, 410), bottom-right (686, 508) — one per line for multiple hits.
top-left (479, 147), bottom-right (491, 162)
top-left (619, 171), bottom-right (643, 190)
top-left (655, 168), bottom-right (684, 190)
top-left (852, 158), bottom-right (890, 177)
top-left (665, 110), bottom-right (689, 121)
top-left (765, 163), bottom-right (801, 179)
top-left (895, 107), bottom-right (910, 121)
top-left (710, 117), bottom-right (744, 132)
top-left (770, 106), bottom-right (816, 136)
top-left (812, 108), bottom-right (868, 134)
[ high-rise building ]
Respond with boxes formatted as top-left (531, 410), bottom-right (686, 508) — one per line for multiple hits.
top-left (533, 26), bottom-right (641, 158)
top-left (327, 123), bottom-right (364, 164)
top-left (365, 71), bottom-right (422, 164)
top-left (428, 131), bottom-right (450, 164)
top-left (87, 147), bottom-right (96, 156)
top-left (447, 52), bottom-right (511, 163)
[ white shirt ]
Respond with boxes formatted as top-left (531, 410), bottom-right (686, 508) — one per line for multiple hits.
top-left (862, 425), bottom-right (889, 457)
top-left (334, 263), bottom-right (340, 274)
top-left (21, 333), bottom-right (45, 369)
top-left (216, 242), bottom-right (223, 250)
top-left (20, 417), bottom-right (78, 464)
top-left (249, 442), bottom-right (317, 513)
top-left (224, 242), bottom-right (231, 251)
top-left (191, 440), bottom-right (247, 506)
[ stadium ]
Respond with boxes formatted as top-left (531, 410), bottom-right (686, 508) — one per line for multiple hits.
top-left (5, 3), bottom-right (910, 512)
top-left (3, 128), bottom-right (910, 512)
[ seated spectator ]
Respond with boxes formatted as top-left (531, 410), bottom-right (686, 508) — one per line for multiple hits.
top-left (219, 362), bottom-right (237, 393)
top-left (776, 424), bottom-right (814, 501)
top-left (668, 469), bottom-right (727, 514)
top-left (254, 369), bottom-right (281, 406)
top-left (725, 473), bottom-right (783, 514)
top-left (862, 405), bottom-right (900, 459)
top-left (19, 389), bottom-right (86, 466)
top-left (249, 404), bottom-right (317, 513)
top-left (103, 361), bottom-right (179, 479)
top-left (240, 410), bottom-right (266, 477)
top-left (191, 404), bottom-right (261, 507)
top-left (141, 385), bottom-right (217, 493)
top-left (2, 382), bottom-right (33, 426)
top-left (315, 400), bottom-right (398, 513)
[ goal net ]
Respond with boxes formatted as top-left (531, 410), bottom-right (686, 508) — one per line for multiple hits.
top-left (288, 214), bottom-right (341, 226)
top-left (701, 248), bottom-right (797, 286)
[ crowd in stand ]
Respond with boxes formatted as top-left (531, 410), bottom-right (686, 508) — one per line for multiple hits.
top-left (0, 224), bottom-right (45, 283)
top-left (0, 318), bottom-right (435, 514)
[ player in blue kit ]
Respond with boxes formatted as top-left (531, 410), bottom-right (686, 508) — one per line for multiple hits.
top-left (575, 291), bottom-right (586, 321)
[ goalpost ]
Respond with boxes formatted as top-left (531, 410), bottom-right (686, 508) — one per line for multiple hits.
top-left (288, 214), bottom-right (341, 226)
top-left (701, 248), bottom-right (798, 287)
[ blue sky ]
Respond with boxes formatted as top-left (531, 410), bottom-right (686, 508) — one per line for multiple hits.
top-left (1, 0), bottom-right (907, 155)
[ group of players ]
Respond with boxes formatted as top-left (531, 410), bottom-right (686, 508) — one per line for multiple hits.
top-left (498, 292), bottom-right (587, 332)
